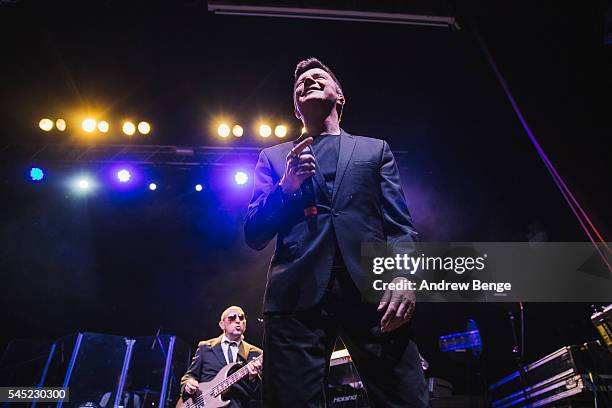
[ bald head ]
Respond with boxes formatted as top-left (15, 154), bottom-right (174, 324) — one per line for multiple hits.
top-left (220, 305), bottom-right (245, 320)
top-left (219, 305), bottom-right (247, 341)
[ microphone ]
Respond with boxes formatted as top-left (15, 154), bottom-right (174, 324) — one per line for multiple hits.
top-left (302, 177), bottom-right (317, 217)
top-left (300, 145), bottom-right (317, 218)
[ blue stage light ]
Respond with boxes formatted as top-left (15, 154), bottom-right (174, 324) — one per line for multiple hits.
top-left (29, 167), bottom-right (45, 181)
top-left (234, 171), bottom-right (249, 185)
top-left (69, 174), bottom-right (96, 195)
top-left (117, 169), bottom-right (131, 183)
top-left (78, 179), bottom-right (90, 190)
top-left (195, 184), bottom-right (203, 192)
top-left (149, 183), bottom-right (157, 191)
top-left (75, 176), bottom-right (93, 192)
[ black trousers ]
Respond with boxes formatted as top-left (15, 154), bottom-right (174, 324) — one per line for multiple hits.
top-left (262, 267), bottom-right (429, 408)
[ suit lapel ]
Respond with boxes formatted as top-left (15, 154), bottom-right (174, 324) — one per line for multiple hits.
top-left (237, 341), bottom-right (249, 362)
top-left (211, 336), bottom-right (227, 366)
top-left (332, 130), bottom-right (356, 203)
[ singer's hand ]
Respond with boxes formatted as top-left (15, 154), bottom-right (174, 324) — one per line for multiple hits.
top-left (280, 137), bottom-right (316, 195)
top-left (377, 277), bottom-right (416, 333)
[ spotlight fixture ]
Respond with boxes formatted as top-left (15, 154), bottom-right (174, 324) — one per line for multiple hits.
top-left (234, 171), bottom-right (249, 185)
top-left (117, 169), bottom-right (131, 183)
top-left (232, 125), bottom-right (243, 137)
top-left (39, 118), bottom-right (54, 131)
top-left (82, 118), bottom-right (97, 133)
top-left (97, 121), bottom-right (109, 133)
top-left (29, 167), bottom-right (45, 181)
top-left (218, 123), bottom-right (231, 138)
top-left (274, 125), bottom-right (288, 138)
top-left (55, 119), bottom-right (66, 131)
top-left (70, 174), bottom-right (96, 195)
top-left (259, 124), bottom-right (272, 138)
top-left (195, 184), bottom-right (204, 192)
top-left (78, 179), bottom-right (90, 190)
top-left (148, 183), bottom-right (157, 191)
top-left (138, 121), bottom-right (151, 135)
top-left (75, 176), bottom-right (93, 191)
top-left (122, 121), bottom-right (136, 136)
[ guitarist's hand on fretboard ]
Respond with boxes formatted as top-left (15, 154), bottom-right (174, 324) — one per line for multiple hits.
top-left (246, 358), bottom-right (263, 381)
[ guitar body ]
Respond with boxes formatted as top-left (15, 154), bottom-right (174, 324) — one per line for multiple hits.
top-left (176, 362), bottom-right (238, 408)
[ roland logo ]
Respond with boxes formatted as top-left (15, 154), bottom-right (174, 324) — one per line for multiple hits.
top-left (332, 394), bottom-right (359, 403)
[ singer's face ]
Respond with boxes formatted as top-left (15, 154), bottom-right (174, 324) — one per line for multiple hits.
top-left (294, 68), bottom-right (341, 119)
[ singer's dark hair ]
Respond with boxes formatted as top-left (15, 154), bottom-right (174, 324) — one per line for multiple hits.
top-left (293, 57), bottom-right (343, 94)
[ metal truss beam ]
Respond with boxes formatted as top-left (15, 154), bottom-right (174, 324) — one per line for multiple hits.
top-left (3, 143), bottom-right (414, 170)
top-left (207, 3), bottom-right (458, 29)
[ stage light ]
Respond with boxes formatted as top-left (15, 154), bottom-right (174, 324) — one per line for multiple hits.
top-left (117, 169), bottom-right (131, 183)
top-left (274, 125), bottom-right (287, 138)
top-left (234, 171), bottom-right (249, 185)
top-left (218, 123), bottom-right (231, 138)
top-left (122, 121), bottom-right (136, 136)
top-left (56, 119), bottom-right (66, 131)
top-left (39, 118), bottom-right (53, 131)
top-left (148, 183), bottom-right (157, 191)
top-left (232, 125), bottom-right (243, 137)
top-left (259, 124), bottom-right (272, 138)
top-left (29, 167), bottom-right (45, 181)
top-left (76, 177), bottom-right (92, 191)
top-left (98, 120), bottom-right (109, 133)
top-left (70, 174), bottom-right (96, 194)
top-left (195, 184), bottom-right (204, 192)
top-left (82, 118), bottom-right (97, 133)
top-left (138, 121), bottom-right (151, 135)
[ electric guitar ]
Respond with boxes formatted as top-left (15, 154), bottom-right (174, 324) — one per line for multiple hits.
top-left (176, 354), bottom-right (263, 408)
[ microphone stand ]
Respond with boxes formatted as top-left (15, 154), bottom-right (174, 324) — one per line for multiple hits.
top-left (508, 303), bottom-right (531, 407)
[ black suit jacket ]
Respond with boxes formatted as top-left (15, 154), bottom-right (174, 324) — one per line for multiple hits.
top-left (245, 130), bottom-right (418, 313)
top-left (181, 335), bottom-right (262, 408)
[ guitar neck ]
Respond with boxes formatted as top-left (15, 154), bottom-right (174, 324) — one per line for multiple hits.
top-left (212, 355), bottom-right (262, 396)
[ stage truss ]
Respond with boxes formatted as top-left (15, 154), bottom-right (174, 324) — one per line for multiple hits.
top-left (2, 143), bottom-right (414, 170)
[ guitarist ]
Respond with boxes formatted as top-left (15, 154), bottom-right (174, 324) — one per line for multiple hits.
top-left (180, 306), bottom-right (263, 408)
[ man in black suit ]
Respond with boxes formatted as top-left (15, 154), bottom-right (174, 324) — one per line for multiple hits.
top-left (180, 306), bottom-right (262, 408)
top-left (244, 58), bottom-right (428, 407)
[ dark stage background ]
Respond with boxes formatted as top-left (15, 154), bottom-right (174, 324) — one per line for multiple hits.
top-left (0, 0), bottom-right (610, 394)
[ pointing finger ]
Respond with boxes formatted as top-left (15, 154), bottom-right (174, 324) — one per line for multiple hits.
top-left (290, 137), bottom-right (314, 157)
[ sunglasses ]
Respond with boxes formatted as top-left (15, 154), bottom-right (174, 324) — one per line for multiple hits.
top-left (225, 313), bottom-right (246, 322)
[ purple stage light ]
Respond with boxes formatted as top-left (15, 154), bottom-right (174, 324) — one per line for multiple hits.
top-left (117, 169), bottom-right (131, 183)
top-left (107, 165), bottom-right (142, 190)
top-left (234, 171), bottom-right (249, 185)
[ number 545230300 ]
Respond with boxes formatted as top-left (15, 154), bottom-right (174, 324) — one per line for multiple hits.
top-left (1, 387), bottom-right (68, 402)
